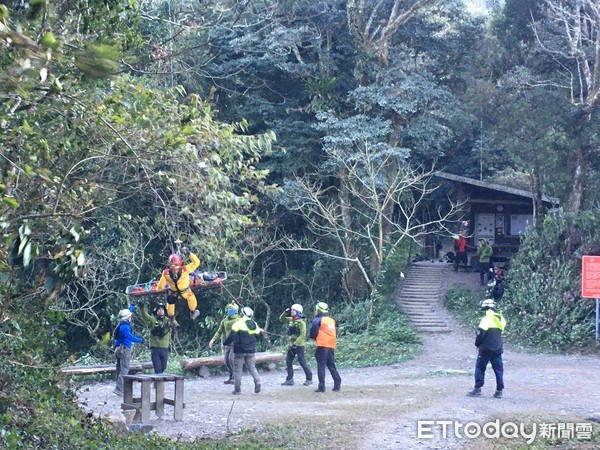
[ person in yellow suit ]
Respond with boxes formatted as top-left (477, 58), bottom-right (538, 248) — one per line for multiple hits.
top-left (156, 250), bottom-right (201, 321)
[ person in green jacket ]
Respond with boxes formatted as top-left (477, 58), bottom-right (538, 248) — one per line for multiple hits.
top-left (139, 303), bottom-right (170, 374)
top-left (209, 303), bottom-right (240, 384)
top-left (477, 238), bottom-right (494, 285)
top-left (280, 303), bottom-right (312, 386)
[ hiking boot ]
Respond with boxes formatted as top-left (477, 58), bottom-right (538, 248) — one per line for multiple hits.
top-left (232, 390), bottom-right (241, 395)
top-left (467, 387), bottom-right (482, 397)
top-left (281, 379), bottom-right (294, 386)
top-left (302, 380), bottom-right (313, 386)
top-left (168, 316), bottom-right (179, 327)
top-left (224, 379), bottom-right (234, 385)
top-left (190, 310), bottom-right (200, 320)
top-left (332, 385), bottom-right (341, 392)
top-left (493, 390), bottom-right (503, 398)
top-left (254, 383), bottom-right (261, 394)
top-left (314, 387), bottom-right (325, 393)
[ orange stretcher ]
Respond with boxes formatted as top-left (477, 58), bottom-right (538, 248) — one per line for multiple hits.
top-left (125, 271), bottom-right (227, 298)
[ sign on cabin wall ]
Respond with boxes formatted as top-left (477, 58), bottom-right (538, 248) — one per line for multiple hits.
top-left (510, 214), bottom-right (532, 236)
top-left (474, 214), bottom-right (494, 244)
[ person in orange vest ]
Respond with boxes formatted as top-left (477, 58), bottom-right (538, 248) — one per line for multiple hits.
top-left (309, 302), bottom-right (341, 393)
top-left (156, 249), bottom-right (201, 322)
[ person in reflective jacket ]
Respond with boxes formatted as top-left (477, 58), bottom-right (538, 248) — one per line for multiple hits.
top-left (209, 303), bottom-right (240, 384)
top-left (309, 302), bottom-right (341, 393)
top-left (223, 306), bottom-right (263, 395)
top-left (467, 299), bottom-right (507, 398)
top-left (279, 304), bottom-right (312, 386)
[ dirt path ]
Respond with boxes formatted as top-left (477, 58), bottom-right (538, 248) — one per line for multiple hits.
top-left (77, 263), bottom-right (600, 448)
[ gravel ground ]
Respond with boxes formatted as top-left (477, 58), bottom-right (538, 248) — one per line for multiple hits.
top-left (76, 263), bottom-right (600, 448)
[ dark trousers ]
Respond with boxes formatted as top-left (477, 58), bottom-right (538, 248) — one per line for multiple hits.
top-left (474, 350), bottom-right (504, 391)
top-left (151, 347), bottom-right (169, 374)
top-left (315, 347), bottom-right (341, 390)
top-left (479, 261), bottom-right (493, 283)
top-left (224, 345), bottom-right (235, 380)
top-left (285, 346), bottom-right (312, 381)
top-left (454, 252), bottom-right (468, 271)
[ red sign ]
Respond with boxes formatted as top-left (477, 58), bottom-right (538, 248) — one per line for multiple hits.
top-left (582, 256), bottom-right (600, 298)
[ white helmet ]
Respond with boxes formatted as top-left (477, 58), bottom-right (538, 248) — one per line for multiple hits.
top-left (480, 299), bottom-right (496, 309)
top-left (291, 304), bottom-right (303, 314)
top-left (241, 306), bottom-right (254, 318)
top-left (119, 309), bottom-right (132, 321)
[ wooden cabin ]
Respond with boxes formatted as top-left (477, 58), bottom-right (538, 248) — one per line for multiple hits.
top-left (434, 171), bottom-right (560, 266)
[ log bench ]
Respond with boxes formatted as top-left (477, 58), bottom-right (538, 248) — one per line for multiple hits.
top-left (121, 373), bottom-right (185, 423)
top-left (60, 361), bottom-right (154, 376)
top-left (180, 351), bottom-right (284, 374)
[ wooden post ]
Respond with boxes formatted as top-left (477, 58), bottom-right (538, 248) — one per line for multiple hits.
top-left (174, 377), bottom-right (184, 421)
top-left (155, 380), bottom-right (165, 418)
top-left (140, 378), bottom-right (152, 423)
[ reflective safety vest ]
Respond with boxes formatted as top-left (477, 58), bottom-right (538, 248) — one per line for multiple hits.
top-left (478, 310), bottom-right (506, 331)
top-left (316, 316), bottom-right (337, 349)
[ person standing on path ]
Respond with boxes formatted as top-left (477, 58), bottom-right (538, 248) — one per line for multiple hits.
top-left (309, 302), bottom-right (341, 393)
top-left (453, 234), bottom-right (469, 272)
top-left (113, 306), bottom-right (145, 395)
top-left (139, 303), bottom-right (170, 374)
top-left (476, 238), bottom-right (493, 285)
top-left (208, 303), bottom-right (240, 384)
top-left (467, 299), bottom-right (506, 399)
top-left (280, 304), bottom-right (313, 386)
top-left (223, 306), bottom-right (263, 395)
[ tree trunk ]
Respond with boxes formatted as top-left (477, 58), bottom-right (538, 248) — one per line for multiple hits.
top-left (566, 146), bottom-right (586, 214)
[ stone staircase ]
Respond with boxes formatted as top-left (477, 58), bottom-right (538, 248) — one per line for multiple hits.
top-left (395, 262), bottom-right (451, 333)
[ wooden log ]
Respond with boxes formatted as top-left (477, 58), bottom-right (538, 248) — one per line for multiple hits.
top-left (180, 351), bottom-right (284, 371)
top-left (60, 361), bottom-right (153, 376)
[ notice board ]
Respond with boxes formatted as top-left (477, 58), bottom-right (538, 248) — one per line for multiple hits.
top-left (582, 256), bottom-right (600, 298)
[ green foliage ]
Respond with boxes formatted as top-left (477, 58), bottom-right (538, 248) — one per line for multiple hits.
top-left (500, 211), bottom-right (598, 351)
top-left (446, 211), bottom-right (600, 353)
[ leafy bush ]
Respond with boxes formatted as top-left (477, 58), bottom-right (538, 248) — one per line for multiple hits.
top-left (446, 211), bottom-right (600, 353)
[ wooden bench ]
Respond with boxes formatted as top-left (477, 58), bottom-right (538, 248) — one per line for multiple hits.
top-left (180, 351), bottom-right (284, 373)
top-left (121, 373), bottom-right (185, 423)
top-left (60, 361), bottom-right (154, 376)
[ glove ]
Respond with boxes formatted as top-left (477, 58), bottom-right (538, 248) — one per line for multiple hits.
top-left (182, 246), bottom-right (190, 255)
top-left (129, 303), bottom-right (135, 312)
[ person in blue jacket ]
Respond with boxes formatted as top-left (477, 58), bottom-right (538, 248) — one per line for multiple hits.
top-left (113, 305), bottom-right (145, 395)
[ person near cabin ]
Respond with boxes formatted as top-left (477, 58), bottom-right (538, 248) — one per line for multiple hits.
top-left (208, 303), bottom-right (240, 384)
top-left (467, 299), bottom-right (507, 399)
top-left (113, 305), bottom-right (145, 395)
top-left (279, 304), bottom-right (313, 386)
top-left (453, 234), bottom-right (469, 272)
top-left (223, 306), bottom-right (263, 395)
top-left (156, 249), bottom-right (201, 321)
top-left (309, 302), bottom-right (341, 393)
top-left (476, 238), bottom-right (494, 285)
top-left (139, 303), bottom-right (170, 374)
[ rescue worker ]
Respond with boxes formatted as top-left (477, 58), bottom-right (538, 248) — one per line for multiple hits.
top-left (476, 239), bottom-right (494, 285)
top-left (208, 303), bottom-right (240, 384)
top-left (223, 306), bottom-right (263, 395)
top-left (113, 306), bottom-right (145, 395)
top-left (156, 249), bottom-right (201, 321)
top-left (467, 299), bottom-right (507, 399)
top-left (309, 302), bottom-right (341, 393)
top-left (139, 303), bottom-right (170, 374)
top-left (279, 304), bottom-right (313, 386)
